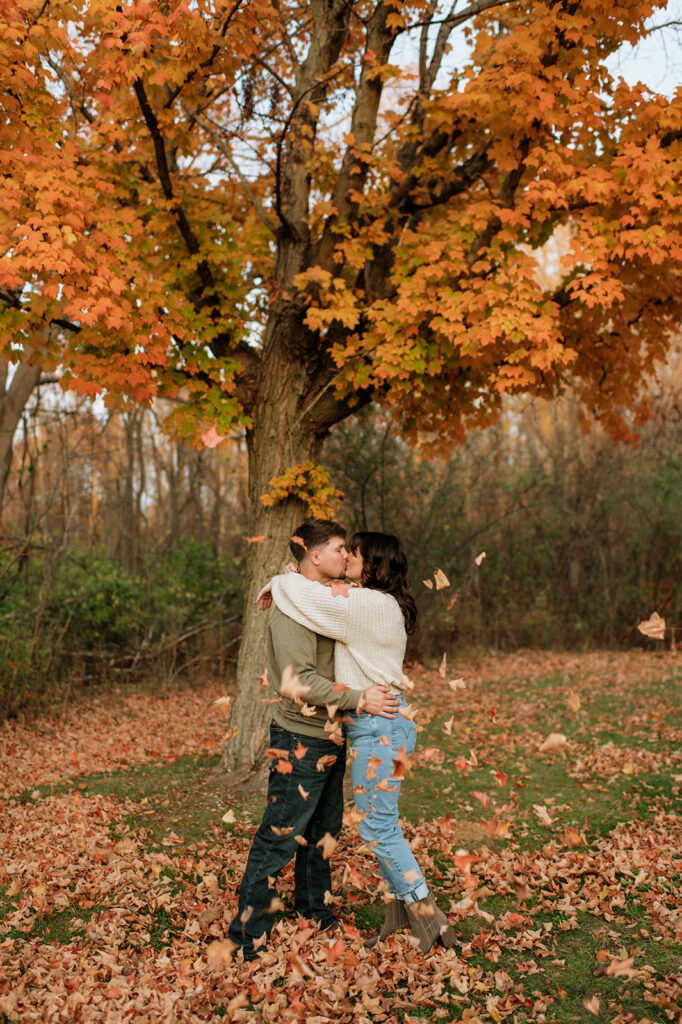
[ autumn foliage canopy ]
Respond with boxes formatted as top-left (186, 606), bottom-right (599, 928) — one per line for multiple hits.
top-left (2, 0), bottom-right (681, 448)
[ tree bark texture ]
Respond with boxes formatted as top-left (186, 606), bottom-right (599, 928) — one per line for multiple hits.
top-left (0, 358), bottom-right (42, 519)
top-left (219, 352), bottom-right (325, 773)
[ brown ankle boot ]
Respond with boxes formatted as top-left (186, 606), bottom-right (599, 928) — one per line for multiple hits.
top-left (405, 893), bottom-right (457, 953)
top-left (365, 898), bottom-right (409, 948)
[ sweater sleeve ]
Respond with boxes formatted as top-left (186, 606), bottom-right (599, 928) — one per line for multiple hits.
top-left (270, 574), bottom-right (350, 642)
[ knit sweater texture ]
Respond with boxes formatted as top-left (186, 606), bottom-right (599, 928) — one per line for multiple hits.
top-left (270, 574), bottom-right (407, 693)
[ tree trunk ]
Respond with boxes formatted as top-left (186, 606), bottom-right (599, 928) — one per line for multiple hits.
top-left (0, 358), bottom-right (42, 520)
top-left (219, 360), bottom-right (325, 774)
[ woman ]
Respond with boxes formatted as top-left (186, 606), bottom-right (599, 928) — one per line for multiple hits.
top-left (266, 531), bottom-right (456, 953)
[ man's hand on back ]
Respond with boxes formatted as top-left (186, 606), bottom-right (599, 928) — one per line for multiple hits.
top-left (358, 685), bottom-right (400, 718)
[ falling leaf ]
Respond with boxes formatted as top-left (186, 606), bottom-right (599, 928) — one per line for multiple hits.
top-left (323, 938), bottom-right (345, 965)
top-left (316, 754), bottom-right (337, 771)
top-left (297, 783), bottom-right (309, 800)
top-left (207, 938), bottom-right (237, 969)
top-left (434, 567), bottom-right (450, 589)
top-left (293, 740), bottom-right (308, 760)
top-left (265, 747), bottom-right (290, 760)
top-left (221, 809), bottom-right (236, 824)
top-left (493, 768), bottom-right (510, 787)
top-left (211, 695), bottom-right (232, 716)
top-left (533, 804), bottom-right (553, 826)
top-left (391, 744), bottom-right (412, 779)
top-left (422, 578), bottom-right (434, 589)
top-left (279, 664), bottom-right (311, 703)
top-left (439, 652), bottom-right (447, 677)
top-left (538, 732), bottom-right (567, 753)
top-left (201, 425), bottom-right (227, 449)
top-left (226, 991), bottom-right (249, 1015)
top-left (290, 534), bottom-right (307, 551)
top-left (606, 956), bottom-right (637, 978)
top-left (316, 832), bottom-right (338, 860)
top-left (565, 689), bottom-right (581, 712)
top-left (562, 826), bottom-right (583, 847)
top-left (275, 759), bottom-right (293, 774)
top-left (637, 611), bottom-right (666, 640)
top-left (474, 551), bottom-right (487, 566)
top-left (400, 673), bottom-right (414, 690)
top-left (447, 677), bottom-right (466, 691)
top-left (583, 995), bottom-right (600, 1015)
top-left (443, 715), bottom-right (454, 736)
top-left (245, 534), bottom-right (265, 543)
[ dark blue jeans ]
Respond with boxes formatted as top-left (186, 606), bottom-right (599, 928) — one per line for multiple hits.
top-left (227, 721), bottom-right (346, 957)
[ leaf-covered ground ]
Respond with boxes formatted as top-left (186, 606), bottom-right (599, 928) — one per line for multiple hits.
top-left (1, 651), bottom-right (681, 1023)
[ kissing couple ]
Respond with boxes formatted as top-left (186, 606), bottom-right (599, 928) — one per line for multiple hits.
top-left (226, 518), bottom-right (456, 960)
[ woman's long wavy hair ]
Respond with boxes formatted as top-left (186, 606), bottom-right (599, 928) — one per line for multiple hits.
top-left (348, 531), bottom-right (417, 634)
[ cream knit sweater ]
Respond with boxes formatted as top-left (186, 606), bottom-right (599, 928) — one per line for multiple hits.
top-left (270, 574), bottom-right (407, 694)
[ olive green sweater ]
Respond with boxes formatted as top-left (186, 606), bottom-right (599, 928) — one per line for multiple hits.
top-left (267, 606), bottom-right (361, 739)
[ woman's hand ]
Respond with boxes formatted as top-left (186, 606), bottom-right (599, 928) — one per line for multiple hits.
top-left (255, 582), bottom-right (273, 610)
top-left (283, 561), bottom-right (299, 575)
top-left (330, 580), bottom-right (350, 598)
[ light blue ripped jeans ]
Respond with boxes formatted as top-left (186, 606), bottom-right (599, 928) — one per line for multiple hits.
top-left (347, 694), bottom-right (429, 903)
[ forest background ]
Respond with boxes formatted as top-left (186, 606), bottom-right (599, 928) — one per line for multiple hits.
top-left (1, 346), bottom-right (680, 720)
top-left (1, 0), bottom-right (682, 727)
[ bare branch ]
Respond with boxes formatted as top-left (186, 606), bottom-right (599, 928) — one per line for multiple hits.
top-left (406, 0), bottom-right (515, 31)
top-left (181, 102), bottom-right (278, 235)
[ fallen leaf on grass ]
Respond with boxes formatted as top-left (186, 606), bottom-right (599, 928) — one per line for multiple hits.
top-left (221, 809), bottom-right (236, 824)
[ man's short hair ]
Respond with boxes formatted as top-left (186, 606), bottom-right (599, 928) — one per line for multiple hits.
top-left (290, 519), bottom-right (346, 562)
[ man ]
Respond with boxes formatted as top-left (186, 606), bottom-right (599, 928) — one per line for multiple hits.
top-left (226, 519), bottom-right (399, 960)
